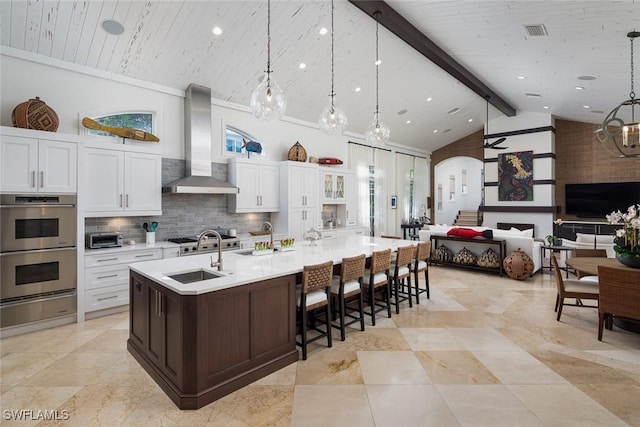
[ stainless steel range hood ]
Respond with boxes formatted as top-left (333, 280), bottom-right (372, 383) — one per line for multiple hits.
top-left (163, 84), bottom-right (239, 194)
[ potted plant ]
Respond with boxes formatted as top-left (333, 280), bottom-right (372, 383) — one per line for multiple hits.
top-left (545, 219), bottom-right (563, 246)
top-left (607, 204), bottom-right (640, 268)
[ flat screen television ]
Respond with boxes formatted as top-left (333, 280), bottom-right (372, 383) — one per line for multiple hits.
top-left (565, 182), bottom-right (640, 218)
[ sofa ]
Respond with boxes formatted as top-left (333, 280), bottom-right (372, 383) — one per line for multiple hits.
top-left (419, 225), bottom-right (543, 273)
top-left (560, 233), bottom-right (616, 260)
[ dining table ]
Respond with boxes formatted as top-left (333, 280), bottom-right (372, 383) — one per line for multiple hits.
top-left (565, 257), bottom-right (635, 277)
top-left (565, 257), bottom-right (639, 334)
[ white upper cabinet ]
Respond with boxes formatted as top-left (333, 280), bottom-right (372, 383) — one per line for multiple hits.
top-left (84, 147), bottom-right (161, 216)
top-left (345, 172), bottom-right (358, 226)
top-left (1, 134), bottom-right (77, 193)
top-left (290, 163), bottom-right (318, 209)
top-left (320, 169), bottom-right (347, 203)
top-left (228, 158), bottom-right (279, 213)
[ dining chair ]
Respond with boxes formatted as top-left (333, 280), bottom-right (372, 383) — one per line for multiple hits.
top-left (410, 241), bottom-right (431, 303)
top-left (551, 254), bottom-right (599, 321)
top-left (597, 265), bottom-right (640, 341)
top-left (390, 245), bottom-right (415, 314)
top-left (362, 248), bottom-right (392, 326)
top-left (573, 248), bottom-right (607, 282)
top-left (330, 253), bottom-right (366, 341)
top-left (296, 260), bottom-right (333, 360)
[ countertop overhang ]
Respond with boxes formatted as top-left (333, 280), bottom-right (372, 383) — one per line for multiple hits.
top-left (129, 235), bottom-right (415, 295)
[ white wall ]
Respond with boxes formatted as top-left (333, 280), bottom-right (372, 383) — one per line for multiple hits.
top-left (433, 156), bottom-right (483, 225)
top-left (482, 111), bottom-right (555, 238)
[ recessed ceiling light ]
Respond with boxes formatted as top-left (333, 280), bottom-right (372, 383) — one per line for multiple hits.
top-left (299, 63), bottom-right (306, 69)
top-left (212, 26), bottom-right (223, 35)
top-left (583, 105), bottom-right (590, 109)
top-left (543, 105), bottom-right (549, 109)
top-left (406, 120), bottom-right (411, 124)
top-left (319, 27), bottom-right (328, 35)
top-left (354, 87), bottom-right (361, 92)
top-left (517, 76), bottom-right (526, 80)
top-left (442, 129), bottom-right (451, 134)
top-left (375, 59), bottom-right (382, 66)
top-left (525, 93), bottom-right (541, 98)
top-left (426, 97), bottom-right (432, 102)
top-left (397, 109), bottom-right (407, 115)
top-left (578, 75), bottom-right (596, 81)
top-left (468, 118), bottom-right (473, 122)
top-left (433, 129), bottom-right (438, 134)
top-left (102, 19), bottom-right (124, 35)
top-left (574, 86), bottom-right (584, 90)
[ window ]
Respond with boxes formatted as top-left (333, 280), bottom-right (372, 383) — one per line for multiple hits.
top-left (437, 184), bottom-right (443, 212)
top-left (86, 112), bottom-right (154, 137)
top-left (461, 169), bottom-right (467, 194)
top-left (449, 175), bottom-right (456, 201)
top-left (224, 126), bottom-right (264, 156)
top-left (409, 169), bottom-right (415, 217)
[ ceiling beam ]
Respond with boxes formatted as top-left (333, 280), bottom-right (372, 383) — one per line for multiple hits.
top-left (348, 0), bottom-right (517, 117)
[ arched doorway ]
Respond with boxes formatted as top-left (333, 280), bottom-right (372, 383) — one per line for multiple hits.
top-left (433, 156), bottom-right (483, 225)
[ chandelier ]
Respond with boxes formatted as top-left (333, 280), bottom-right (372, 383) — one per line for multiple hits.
top-left (318, 0), bottom-right (348, 135)
top-left (595, 31), bottom-right (640, 158)
top-left (365, 11), bottom-right (390, 146)
top-left (250, 0), bottom-right (287, 120)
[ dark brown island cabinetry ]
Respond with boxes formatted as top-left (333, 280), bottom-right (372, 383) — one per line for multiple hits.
top-left (127, 270), bottom-right (298, 409)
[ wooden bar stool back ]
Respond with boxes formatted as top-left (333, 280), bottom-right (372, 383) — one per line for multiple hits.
top-left (330, 254), bottom-right (366, 341)
top-left (297, 260), bottom-right (333, 360)
top-left (362, 248), bottom-right (392, 326)
top-left (410, 241), bottom-right (431, 303)
top-left (390, 245), bottom-right (415, 314)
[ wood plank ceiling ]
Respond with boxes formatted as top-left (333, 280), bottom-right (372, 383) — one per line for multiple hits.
top-left (1, 0), bottom-right (639, 152)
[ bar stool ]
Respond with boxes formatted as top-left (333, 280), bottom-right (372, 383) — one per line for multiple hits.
top-left (390, 245), bottom-right (415, 313)
top-left (330, 254), bottom-right (366, 341)
top-left (296, 260), bottom-right (333, 360)
top-left (410, 241), bottom-right (431, 303)
top-left (362, 248), bottom-right (392, 326)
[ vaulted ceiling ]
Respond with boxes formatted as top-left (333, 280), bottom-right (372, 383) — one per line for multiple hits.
top-left (2, 1), bottom-right (639, 152)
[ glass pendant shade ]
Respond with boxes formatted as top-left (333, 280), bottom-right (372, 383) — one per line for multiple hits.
top-left (365, 112), bottom-right (390, 146)
top-left (250, 73), bottom-right (287, 120)
top-left (318, 97), bottom-right (348, 135)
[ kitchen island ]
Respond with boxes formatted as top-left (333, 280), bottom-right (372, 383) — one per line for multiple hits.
top-left (128, 235), bottom-right (413, 409)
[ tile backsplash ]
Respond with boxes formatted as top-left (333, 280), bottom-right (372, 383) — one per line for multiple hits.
top-left (84, 158), bottom-right (270, 243)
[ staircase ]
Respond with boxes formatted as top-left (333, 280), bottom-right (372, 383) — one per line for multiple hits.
top-left (453, 210), bottom-right (480, 226)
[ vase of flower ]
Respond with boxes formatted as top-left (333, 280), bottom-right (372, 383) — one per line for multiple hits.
top-left (607, 204), bottom-right (640, 269)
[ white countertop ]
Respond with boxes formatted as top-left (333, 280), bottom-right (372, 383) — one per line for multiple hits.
top-left (129, 236), bottom-right (415, 295)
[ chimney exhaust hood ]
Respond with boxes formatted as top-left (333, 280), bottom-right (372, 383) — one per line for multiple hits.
top-left (163, 84), bottom-right (239, 194)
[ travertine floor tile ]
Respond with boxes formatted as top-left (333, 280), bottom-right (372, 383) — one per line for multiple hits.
top-left (415, 350), bottom-right (500, 384)
top-left (357, 351), bottom-right (431, 384)
top-left (290, 385), bottom-right (374, 427)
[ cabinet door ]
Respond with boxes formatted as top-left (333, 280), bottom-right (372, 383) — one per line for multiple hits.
top-left (323, 173), bottom-right (334, 200)
top-left (1, 135), bottom-right (38, 192)
top-left (290, 166), bottom-right (308, 208)
top-left (259, 164), bottom-right (280, 210)
top-left (85, 148), bottom-right (125, 213)
top-left (334, 174), bottom-right (345, 201)
top-left (39, 140), bottom-right (77, 193)
top-left (345, 173), bottom-right (358, 226)
top-left (125, 152), bottom-right (161, 212)
top-left (161, 289), bottom-right (182, 384)
top-left (129, 273), bottom-right (146, 349)
top-left (235, 161), bottom-right (260, 210)
top-left (146, 285), bottom-right (163, 365)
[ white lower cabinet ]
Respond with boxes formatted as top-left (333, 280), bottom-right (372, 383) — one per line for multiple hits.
top-left (337, 227), bottom-right (366, 237)
top-left (84, 247), bottom-right (163, 315)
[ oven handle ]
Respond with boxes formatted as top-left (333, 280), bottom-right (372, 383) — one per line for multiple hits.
top-left (0, 247), bottom-right (76, 256)
top-left (0, 204), bottom-right (76, 208)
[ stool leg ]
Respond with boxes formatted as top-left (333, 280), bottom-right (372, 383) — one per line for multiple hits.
top-left (386, 279), bottom-right (392, 318)
top-left (369, 285), bottom-right (376, 326)
top-left (339, 291), bottom-right (346, 341)
top-left (414, 270), bottom-right (420, 304)
top-left (393, 277), bottom-right (400, 314)
top-left (301, 303), bottom-right (308, 360)
top-left (326, 297), bottom-right (332, 348)
top-left (358, 290), bottom-right (365, 331)
top-left (425, 268), bottom-right (430, 299)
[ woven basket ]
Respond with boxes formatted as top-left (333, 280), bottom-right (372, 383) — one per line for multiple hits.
top-left (287, 141), bottom-right (307, 162)
top-left (12, 97), bottom-right (59, 132)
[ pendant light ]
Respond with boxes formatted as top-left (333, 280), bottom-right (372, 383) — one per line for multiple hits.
top-left (318, 0), bottom-right (348, 135)
top-left (365, 11), bottom-right (390, 146)
top-left (250, 0), bottom-right (286, 120)
top-left (595, 31), bottom-right (640, 158)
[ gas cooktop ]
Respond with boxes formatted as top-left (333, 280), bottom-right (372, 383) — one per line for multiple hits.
top-left (167, 232), bottom-right (240, 256)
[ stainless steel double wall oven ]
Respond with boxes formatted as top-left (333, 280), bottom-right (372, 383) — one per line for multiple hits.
top-left (0, 194), bottom-right (77, 328)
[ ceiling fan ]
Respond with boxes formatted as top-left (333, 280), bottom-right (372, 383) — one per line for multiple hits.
top-left (479, 98), bottom-right (508, 150)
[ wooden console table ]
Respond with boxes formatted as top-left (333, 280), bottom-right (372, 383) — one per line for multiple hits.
top-left (430, 235), bottom-right (506, 276)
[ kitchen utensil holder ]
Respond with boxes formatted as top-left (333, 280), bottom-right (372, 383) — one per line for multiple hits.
top-left (146, 232), bottom-right (156, 244)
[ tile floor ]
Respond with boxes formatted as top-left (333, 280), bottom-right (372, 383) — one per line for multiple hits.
top-left (1, 266), bottom-right (639, 426)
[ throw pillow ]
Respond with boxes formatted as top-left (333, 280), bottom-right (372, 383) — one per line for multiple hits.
top-left (575, 233), bottom-right (615, 244)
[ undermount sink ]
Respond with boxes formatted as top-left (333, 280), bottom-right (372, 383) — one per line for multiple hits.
top-left (168, 269), bottom-right (225, 284)
top-left (234, 249), bottom-right (255, 256)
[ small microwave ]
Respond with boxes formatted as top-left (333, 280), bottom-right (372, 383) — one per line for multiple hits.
top-left (87, 232), bottom-right (123, 249)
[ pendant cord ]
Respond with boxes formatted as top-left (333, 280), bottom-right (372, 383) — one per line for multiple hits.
top-left (631, 34), bottom-right (635, 100)
top-left (330, 0), bottom-right (335, 112)
top-left (375, 13), bottom-right (380, 127)
top-left (266, 0), bottom-right (272, 88)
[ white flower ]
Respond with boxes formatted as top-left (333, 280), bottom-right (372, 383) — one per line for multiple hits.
top-left (616, 229), bottom-right (626, 237)
top-left (553, 218), bottom-right (563, 225)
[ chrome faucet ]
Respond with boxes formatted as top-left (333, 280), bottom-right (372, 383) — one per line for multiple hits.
top-left (263, 221), bottom-right (274, 249)
top-left (197, 229), bottom-right (223, 270)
